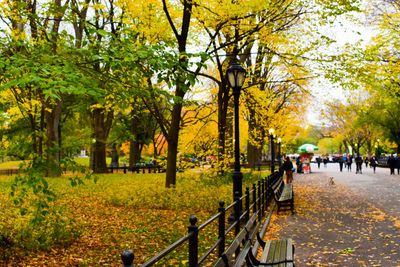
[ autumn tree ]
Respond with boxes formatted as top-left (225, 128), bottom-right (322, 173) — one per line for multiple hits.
top-left (0, 0), bottom-right (99, 176)
top-left (322, 0), bottom-right (400, 153)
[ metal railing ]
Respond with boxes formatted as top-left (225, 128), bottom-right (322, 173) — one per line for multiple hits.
top-left (120, 171), bottom-right (282, 266)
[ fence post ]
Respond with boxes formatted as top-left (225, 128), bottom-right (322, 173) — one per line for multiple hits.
top-left (218, 200), bottom-right (225, 257)
top-left (265, 176), bottom-right (270, 204)
top-left (257, 181), bottom-right (261, 222)
top-left (234, 191), bottom-right (240, 237)
top-left (252, 183), bottom-right (256, 215)
top-left (188, 215), bottom-right (198, 267)
top-left (234, 191), bottom-right (241, 258)
top-left (121, 250), bottom-right (134, 267)
top-left (245, 186), bottom-right (250, 223)
top-left (263, 178), bottom-right (267, 215)
top-left (261, 179), bottom-right (265, 216)
top-left (123, 164), bottom-right (127, 174)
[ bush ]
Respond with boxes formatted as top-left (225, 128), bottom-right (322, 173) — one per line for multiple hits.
top-left (0, 193), bottom-right (80, 261)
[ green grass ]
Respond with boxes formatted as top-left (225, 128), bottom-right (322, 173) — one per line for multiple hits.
top-left (0, 161), bottom-right (25, 169)
top-left (0, 157), bottom-right (115, 169)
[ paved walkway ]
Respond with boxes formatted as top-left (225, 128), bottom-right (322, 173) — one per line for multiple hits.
top-left (267, 163), bottom-right (400, 266)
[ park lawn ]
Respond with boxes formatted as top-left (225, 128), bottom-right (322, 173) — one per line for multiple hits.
top-left (0, 157), bottom-right (113, 170)
top-left (72, 157), bottom-right (117, 167)
top-left (0, 170), bottom-right (265, 266)
top-left (0, 160), bottom-right (26, 169)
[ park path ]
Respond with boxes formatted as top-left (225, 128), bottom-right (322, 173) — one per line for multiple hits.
top-left (266, 163), bottom-right (400, 266)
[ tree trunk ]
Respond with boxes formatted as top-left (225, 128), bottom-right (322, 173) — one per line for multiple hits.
top-left (129, 105), bottom-right (142, 168)
top-left (91, 107), bottom-right (113, 173)
top-left (129, 141), bottom-right (141, 168)
top-left (39, 106), bottom-right (44, 155)
top-left (165, 103), bottom-right (182, 188)
top-left (217, 83), bottom-right (230, 172)
top-left (29, 113), bottom-right (38, 155)
top-left (226, 97), bottom-right (234, 159)
top-left (129, 114), bottom-right (141, 168)
top-left (129, 140), bottom-right (141, 168)
top-left (247, 109), bottom-right (257, 169)
top-left (44, 100), bottom-right (63, 177)
top-left (247, 142), bottom-right (258, 169)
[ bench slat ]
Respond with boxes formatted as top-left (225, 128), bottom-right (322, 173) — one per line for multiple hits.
top-left (286, 238), bottom-right (294, 267)
top-left (267, 240), bottom-right (278, 264)
top-left (260, 240), bottom-right (272, 263)
top-left (278, 239), bottom-right (287, 267)
top-left (258, 239), bottom-right (294, 266)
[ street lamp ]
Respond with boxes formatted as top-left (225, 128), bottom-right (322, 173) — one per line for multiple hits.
top-left (277, 138), bottom-right (282, 167)
top-left (226, 61), bottom-right (246, 202)
top-left (91, 138), bottom-right (96, 171)
top-left (269, 128), bottom-right (275, 173)
top-left (354, 143), bottom-right (358, 155)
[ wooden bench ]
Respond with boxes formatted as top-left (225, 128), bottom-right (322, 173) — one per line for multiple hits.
top-left (271, 178), bottom-right (294, 214)
top-left (246, 235), bottom-right (294, 266)
top-left (214, 214), bottom-right (258, 267)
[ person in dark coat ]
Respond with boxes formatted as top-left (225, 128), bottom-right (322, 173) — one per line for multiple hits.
top-left (316, 156), bottom-right (322, 169)
top-left (396, 154), bottom-right (400, 175)
top-left (338, 155), bottom-right (344, 172)
top-left (296, 156), bottom-right (302, 173)
top-left (355, 154), bottom-right (363, 174)
top-left (387, 155), bottom-right (396, 175)
top-left (323, 157), bottom-right (328, 168)
top-left (347, 156), bottom-right (353, 172)
top-left (365, 157), bottom-right (369, 168)
top-left (282, 157), bottom-right (294, 183)
top-left (370, 155), bottom-right (377, 173)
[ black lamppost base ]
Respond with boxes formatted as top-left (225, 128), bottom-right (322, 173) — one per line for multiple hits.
top-left (228, 170), bottom-right (243, 223)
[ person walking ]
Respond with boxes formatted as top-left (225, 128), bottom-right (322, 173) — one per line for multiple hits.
top-left (296, 156), bottom-right (302, 173)
top-left (316, 156), bottom-right (322, 169)
top-left (347, 156), bottom-right (353, 172)
top-left (323, 157), bottom-right (328, 168)
top-left (338, 155), bottom-right (344, 172)
top-left (370, 155), bottom-right (377, 173)
top-left (396, 154), bottom-right (400, 175)
top-left (355, 154), bottom-right (363, 174)
top-left (282, 157), bottom-right (294, 184)
top-left (388, 155), bottom-right (396, 175)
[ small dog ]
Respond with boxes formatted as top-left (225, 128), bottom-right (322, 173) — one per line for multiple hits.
top-left (329, 177), bottom-right (335, 185)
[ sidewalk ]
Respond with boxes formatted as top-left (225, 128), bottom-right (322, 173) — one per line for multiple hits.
top-left (264, 171), bottom-right (400, 266)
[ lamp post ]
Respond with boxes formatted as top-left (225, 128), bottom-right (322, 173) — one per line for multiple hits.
top-left (277, 138), bottom-right (282, 167)
top-left (91, 138), bottom-right (96, 171)
top-left (269, 128), bottom-right (275, 173)
top-left (226, 61), bottom-right (246, 202)
top-left (354, 143), bottom-right (358, 155)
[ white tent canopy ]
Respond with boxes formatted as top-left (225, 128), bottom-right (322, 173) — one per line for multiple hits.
top-left (298, 144), bottom-right (319, 153)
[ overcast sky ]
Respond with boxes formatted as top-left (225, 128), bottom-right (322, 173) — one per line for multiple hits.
top-left (306, 7), bottom-right (378, 126)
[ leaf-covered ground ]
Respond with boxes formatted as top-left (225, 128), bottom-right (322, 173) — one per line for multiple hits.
top-left (4, 169), bottom-right (399, 266)
top-left (265, 171), bottom-right (400, 266)
top-left (0, 171), bottom-right (262, 266)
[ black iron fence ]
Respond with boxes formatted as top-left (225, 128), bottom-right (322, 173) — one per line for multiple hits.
top-left (120, 171), bottom-right (282, 266)
top-left (0, 160), bottom-right (278, 176)
top-left (0, 168), bottom-right (19, 176)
